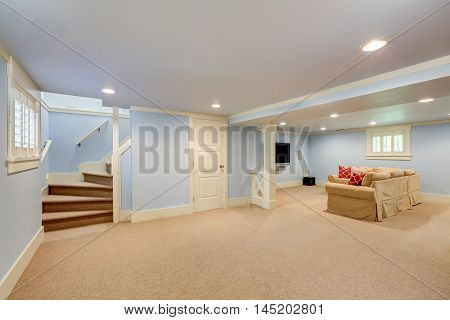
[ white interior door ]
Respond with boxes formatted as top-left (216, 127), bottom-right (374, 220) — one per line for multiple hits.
top-left (194, 118), bottom-right (226, 212)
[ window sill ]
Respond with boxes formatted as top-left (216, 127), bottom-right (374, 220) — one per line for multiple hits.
top-left (366, 155), bottom-right (411, 161)
top-left (7, 159), bottom-right (40, 174)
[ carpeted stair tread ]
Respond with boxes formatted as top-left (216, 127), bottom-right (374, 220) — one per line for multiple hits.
top-left (43, 210), bottom-right (113, 222)
top-left (48, 181), bottom-right (112, 189)
top-left (42, 195), bottom-right (112, 203)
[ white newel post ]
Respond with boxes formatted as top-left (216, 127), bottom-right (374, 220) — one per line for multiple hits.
top-left (262, 124), bottom-right (277, 209)
top-left (112, 106), bottom-right (120, 223)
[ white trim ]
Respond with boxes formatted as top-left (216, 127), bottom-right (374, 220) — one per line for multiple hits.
top-left (41, 185), bottom-right (49, 196)
top-left (366, 156), bottom-right (412, 161)
top-left (366, 124), bottom-right (411, 161)
top-left (227, 197), bottom-right (251, 207)
top-left (119, 137), bottom-right (131, 155)
top-left (40, 139), bottom-right (52, 163)
top-left (229, 55), bottom-right (450, 119)
top-left (276, 180), bottom-right (302, 189)
top-left (120, 210), bottom-right (132, 222)
top-left (0, 227), bottom-right (44, 299)
top-left (251, 196), bottom-right (277, 210)
top-left (7, 159), bottom-right (40, 174)
top-left (131, 204), bottom-right (194, 223)
top-left (131, 106), bottom-right (227, 121)
top-left (422, 193), bottom-right (450, 206)
top-left (42, 106), bottom-right (130, 118)
top-left (112, 107), bottom-right (120, 223)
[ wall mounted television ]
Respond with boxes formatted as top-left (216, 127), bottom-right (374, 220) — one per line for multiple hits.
top-left (275, 143), bottom-right (290, 164)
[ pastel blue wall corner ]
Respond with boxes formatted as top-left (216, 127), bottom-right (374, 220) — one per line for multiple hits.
top-left (308, 123), bottom-right (450, 195)
top-left (0, 59), bottom-right (42, 282)
top-left (48, 112), bottom-right (130, 173)
top-left (131, 111), bottom-right (190, 211)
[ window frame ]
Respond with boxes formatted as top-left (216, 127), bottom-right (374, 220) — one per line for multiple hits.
top-left (366, 125), bottom-right (411, 161)
top-left (7, 78), bottom-right (41, 174)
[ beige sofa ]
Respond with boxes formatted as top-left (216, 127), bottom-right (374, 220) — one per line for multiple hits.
top-left (325, 167), bottom-right (421, 222)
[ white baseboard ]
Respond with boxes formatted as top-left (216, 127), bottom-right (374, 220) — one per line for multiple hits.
top-left (131, 204), bottom-right (193, 223)
top-left (0, 226), bottom-right (44, 299)
top-left (41, 185), bottom-right (48, 196)
top-left (276, 180), bottom-right (302, 189)
top-left (228, 197), bottom-right (251, 207)
top-left (120, 210), bottom-right (132, 222)
top-left (316, 180), bottom-right (327, 187)
top-left (251, 196), bottom-right (277, 209)
top-left (422, 193), bottom-right (450, 206)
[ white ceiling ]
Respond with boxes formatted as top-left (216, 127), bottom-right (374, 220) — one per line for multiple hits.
top-left (0, 0), bottom-right (450, 115)
top-left (239, 76), bottom-right (450, 132)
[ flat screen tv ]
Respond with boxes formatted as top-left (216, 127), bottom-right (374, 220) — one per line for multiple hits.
top-left (275, 143), bottom-right (290, 164)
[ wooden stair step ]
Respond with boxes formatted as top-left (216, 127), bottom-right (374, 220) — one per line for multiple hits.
top-left (43, 210), bottom-right (113, 232)
top-left (49, 182), bottom-right (112, 198)
top-left (42, 195), bottom-right (113, 213)
top-left (83, 172), bottom-right (113, 186)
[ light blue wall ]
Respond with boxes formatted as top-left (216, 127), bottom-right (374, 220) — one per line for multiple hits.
top-left (228, 126), bottom-right (262, 198)
top-left (121, 147), bottom-right (132, 210)
top-left (40, 106), bottom-right (49, 188)
top-left (276, 132), bottom-right (309, 183)
top-left (131, 111), bottom-right (190, 211)
top-left (48, 112), bottom-right (130, 173)
top-left (0, 59), bottom-right (42, 282)
top-left (308, 123), bottom-right (450, 195)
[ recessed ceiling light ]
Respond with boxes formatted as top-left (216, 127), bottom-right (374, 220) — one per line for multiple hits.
top-left (362, 39), bottom-right (387, 52)
top-left (320, 127), bottom-right (326, 131)
top-left (330, 113), bottom-right (339, 118)
top-left (418, 98), bottom-right (434, 103)
top-left (279, 122), bottom-right (287, 126)
top-left (369, 121), bottom-right (377, 125)
top-left (102, 88), bottom-right (115, 94)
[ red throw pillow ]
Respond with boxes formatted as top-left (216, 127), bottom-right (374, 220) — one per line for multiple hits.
top-left (338, 165), bottom-right (352, 179)
top-left (348, 171), bottom-right (366, 186)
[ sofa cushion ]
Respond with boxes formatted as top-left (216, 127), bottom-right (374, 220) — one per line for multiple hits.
top-left (404, 169), bottom-right (416, 176)
top-left (362, 172), bottom-right (391, 187)
top-left (348, 171), bottom-right (366, 186)
top-left (338, 165), bottom-right (352, 179)
top-left (383, 167), bottom-right (405, 178)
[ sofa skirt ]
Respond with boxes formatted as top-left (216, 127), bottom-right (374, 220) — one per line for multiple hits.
top-left (327, 194), bottom-right (377, 222)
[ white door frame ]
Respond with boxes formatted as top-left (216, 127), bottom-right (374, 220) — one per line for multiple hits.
top-left (191, 116), bottom-right (228, 212)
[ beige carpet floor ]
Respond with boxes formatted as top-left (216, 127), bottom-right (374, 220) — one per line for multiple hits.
top-left (9, 186), bottom-right (450, 300)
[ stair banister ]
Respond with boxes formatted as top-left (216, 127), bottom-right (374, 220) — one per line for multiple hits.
top-left (41, 139), bottom-right (52, 162)
top-left (76, 120), bottom-right (109, 147)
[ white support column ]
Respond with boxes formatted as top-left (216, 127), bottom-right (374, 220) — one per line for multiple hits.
top-left (112, 106), bottom-right (120, 223)
top-left (262, 124), bottom-right (277, 209)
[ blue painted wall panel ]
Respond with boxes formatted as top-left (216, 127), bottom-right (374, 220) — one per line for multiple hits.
top-left (0, 59), bottom-right (42, 282)
top-left (308, 124), bottom-right (450, 195)
top-left (131, 111), bottom-right (190, 211)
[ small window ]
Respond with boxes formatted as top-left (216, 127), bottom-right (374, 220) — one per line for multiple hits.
top-left (7, 84), bottom-right (41, 173)
top-left (366, 125), bottom-right (411, 160)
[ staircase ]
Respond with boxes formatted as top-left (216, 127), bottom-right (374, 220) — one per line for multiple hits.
top-left (42, 171), bottom-right (113, 231)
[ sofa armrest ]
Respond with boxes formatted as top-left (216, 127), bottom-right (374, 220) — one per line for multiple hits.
top-left (325, 182), bottom-right (375, 201)
top-left (328, 175), bottom-right (350, 184)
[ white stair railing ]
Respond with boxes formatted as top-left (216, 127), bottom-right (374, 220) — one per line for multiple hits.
top-left (40, 139), bottom-right (52, 162)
